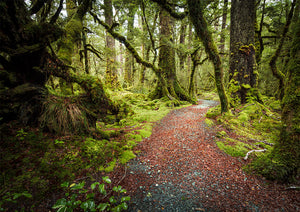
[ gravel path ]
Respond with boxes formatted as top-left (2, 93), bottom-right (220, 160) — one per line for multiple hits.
top-left (118, 100), bottom-right (299, 212)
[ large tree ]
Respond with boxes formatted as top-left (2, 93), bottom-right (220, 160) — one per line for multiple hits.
top-left (104, 0), bottom-right (120, 89)
top-left (228, 0), bottom-right (258, 105)
top-left (0, 0), bottom-right (120, 133)
top-left (187, 0), bottom-right (229, 112)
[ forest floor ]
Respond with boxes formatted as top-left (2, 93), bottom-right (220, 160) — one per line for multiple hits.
top-left (109, 99), bottom-right (299, 212)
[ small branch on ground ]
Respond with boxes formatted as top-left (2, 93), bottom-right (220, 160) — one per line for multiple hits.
top-left (244, 149), bottom-right (267, 160)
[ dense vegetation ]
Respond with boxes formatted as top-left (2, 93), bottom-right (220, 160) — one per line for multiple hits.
top-left (0, 0), bottom-right (299, 211)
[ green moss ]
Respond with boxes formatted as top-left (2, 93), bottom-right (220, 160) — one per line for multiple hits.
top-left (206, 106), bottom-right (221, 118)
top-left (241, 84), bottom-right (251, 89)
top-left (217, 138), bottom-right (251, 157)
top-left (216, 130), bottom-right (227, 138)
top-left (119, 150), bottom-right (136, 164)
top-left (237, 111), bottom-right (250, 122)
top-left (205, 118), bottom-right (214, 127)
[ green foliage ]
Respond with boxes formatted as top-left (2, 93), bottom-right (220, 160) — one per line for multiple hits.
top-left (53, 177), bottom-right (130, 212)
top-left (0, 191), bottom-right (32, 212)
top-left (210, 97), bottom-right (281, 163)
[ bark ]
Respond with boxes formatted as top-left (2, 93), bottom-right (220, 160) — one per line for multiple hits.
top-left (229, 0), bottom-right (257, 105)
top-left (150, 7), bottom-right (194, 103)
top-left (219, 0), bottom-right (228, 55)
top-left (124, 7), bottom-right (136, 88)
top-left (178, 20), bottom-right (187, 71)
top-left (104, 0), bottom-right (119, 89)
top-left (187, 0), bottom-right (229, 113)
top-left (255, 0), bottom-right (266, 66)
top-left (0, 0), bottom-right (61, 125)
top-left (269, 0), bottom-right (296, 100)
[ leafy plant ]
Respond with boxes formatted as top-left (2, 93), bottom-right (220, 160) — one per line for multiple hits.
top-left (52, 176), bottom-right (130, 212)
top-left (16, 129), bottom-right (28, 141)
top-left (0, 191), bottom-right (32, 211)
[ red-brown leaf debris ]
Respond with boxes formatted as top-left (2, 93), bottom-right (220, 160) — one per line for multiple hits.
top-left (110, 100), bottom-right (299, 211)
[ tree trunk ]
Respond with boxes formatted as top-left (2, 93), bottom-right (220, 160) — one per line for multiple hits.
top-left (104, 0), bottom-right (119, 89)
top-left (187, 0), bottom-right (229, 113)
top-left (219, 0), bottom-right (228, 55)
top-left (0, 1), bottom-right (59, 125)
top-left (150, 7), bottom-right (195, 103)
top-left (124, 6), bottom-right (136, 88)
top-left (229, 0), bottom-right (257, 105)
top-left (269, 14), bottom-right (300, 182)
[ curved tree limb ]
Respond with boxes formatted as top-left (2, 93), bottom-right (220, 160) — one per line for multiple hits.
top-left (269, 0), bottom-right (296, 100)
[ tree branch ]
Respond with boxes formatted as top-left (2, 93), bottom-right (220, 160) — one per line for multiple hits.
top-left (29, 0), bottom-right (48, 15)
top-left (89, 11), bottom-right (160, 75)
top-left (150, 0), bottom-right (188, 20)
top-left (50, 0), bottom-right (64, 24)
top-left (244, 149), bottom-right (267, 160)
top-left (269, 0), bottom-right (296, 100)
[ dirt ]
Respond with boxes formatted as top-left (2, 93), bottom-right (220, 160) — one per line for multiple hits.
top-left (111, 100), bottom-right (299, 212)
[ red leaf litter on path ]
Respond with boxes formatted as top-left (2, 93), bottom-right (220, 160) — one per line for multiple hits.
top-left (111, 100), bottom-right (299, 211)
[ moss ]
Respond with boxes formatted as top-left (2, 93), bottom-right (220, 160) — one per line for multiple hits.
top-left (217, 138), bottom-right (251, 157)
top-left (206, 106), bottom-right (221, 118)
top-left (241, 84), bottom-right (251, 89)
top-left (119, 150), bottom-right (136, 164)
top-left (216, 130), bottom-right (227, 138)
top-left (205, 118), bottom-right (214, 127)
top-left (237, 111), bottom-right (250, 122)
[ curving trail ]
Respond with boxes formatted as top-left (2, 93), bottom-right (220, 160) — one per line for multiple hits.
top-left (116, 100), bottom-right (298, 211)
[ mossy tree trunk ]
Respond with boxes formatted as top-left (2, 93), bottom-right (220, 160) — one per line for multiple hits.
top-left (219, 0), bottom-right (228, 55)
top-left (0, 0), bottom-right (120, 132)
top-left (104, 0), bottom-right (120, 89)
top-left (150, 7), bottom-right (194, 103)
top-left (0, 0), bottom-right (61, 125)
top-left (187, 0), bottom-right (229, 113)
top-left (229, 0), bottom-right (258, 105)
top-left (124, 6), bottom-right (136, 88)
top-left (270, 14), bottom-right (300, 182)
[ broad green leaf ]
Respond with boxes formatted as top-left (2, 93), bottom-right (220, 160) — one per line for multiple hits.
top-left (97, 203), bottom-right (109, 211)
top-left (121, 202), bottom-right (128, 210)
top-left (91, 182), bottom-right (100, 190)
top-left (98, 184), bottom-right (106, 195)
top-left (61, 182), bottom-right (69, 188)
top-left (71, 182), bottom-right (85, 190)
top-left (86, 193), bottom-right (95, 199)
top-left (121, 196), bottom-right (131, 202)
top-left (52, 198), bottom-right (67, 208)
top-left (109, 196), bottom-right (116, 204)
top-left (102, 176), bottom-right (111, 184)
top-left (81, 199), bottom-right (95, 210)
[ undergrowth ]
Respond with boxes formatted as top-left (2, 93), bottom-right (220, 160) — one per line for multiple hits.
top-left (206, 96), bottom-right (283, 180)
top-left (0, 91), bottom-right (189, 211)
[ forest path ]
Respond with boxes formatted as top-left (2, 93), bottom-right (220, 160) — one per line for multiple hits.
top-left (116, 100), bottom-right (298, 211)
